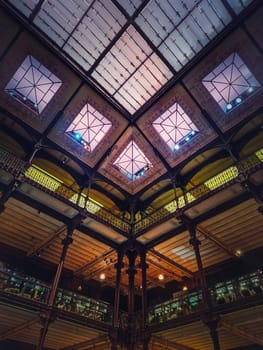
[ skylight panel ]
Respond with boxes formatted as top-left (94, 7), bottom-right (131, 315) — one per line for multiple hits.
top-left (115, 0), bottom-right (143, 15)
top-left (33, 0), bottom-right (92, 47)
top-left (136, 0), bottom-right (231, 71)
top-left (92, 25), bottom-right (172, 113)
top-left (113, 140), bottom-right (152, 182)
top-left (152, 102), bottom-right (199, 151)
top-left (8, 0), bottom-right (39, 17)
top-left (33, 0), bottom-right (126, 71)
top-left (66, 103), bottom-right (112, 152)
top-left (225, 0), bottom-right (253, 14)
top-left (5, 55), bottom-right (62, 114)
top-left (202, 53), bottom-right (261, 113)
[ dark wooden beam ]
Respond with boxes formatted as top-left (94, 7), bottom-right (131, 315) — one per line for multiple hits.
top-left (149, 249), bottom-right (193, 277)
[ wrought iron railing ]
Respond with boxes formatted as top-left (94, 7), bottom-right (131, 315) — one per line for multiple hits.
top-left (0, 268), bottom-right (113, 324)
top-left (134, 152), bottom-right (262, 233)
top-left (1, 264), bottom-right (263, 328)
top-left (0, 146), bottom-right (262, 235)
top-left (147, 269), bottom-right (263, 325)
top-left (0, 147), bottom-right (28, 176)
top-left (24, 165), bottom-right (130, 234)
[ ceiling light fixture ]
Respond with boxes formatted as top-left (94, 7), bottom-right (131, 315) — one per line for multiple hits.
top-left (158, 274), bottom-right (164, 281)
top-left (99, 273), bottom-right (106, 280)
top-left (235, 249), bottom-right (242, 257)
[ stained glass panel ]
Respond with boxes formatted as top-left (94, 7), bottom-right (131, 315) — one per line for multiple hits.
top-left (66, 103), bottom-right (112, 152)
top-left (113, 140), bottom-right (152, 181)
top-left (202, 53), bottom-right (261, 113)
top-left (5, 55), bottom-right (62, 114)
top-left (153, 103), bottom-right (199, 151)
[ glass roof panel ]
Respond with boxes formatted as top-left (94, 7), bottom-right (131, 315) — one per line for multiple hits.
top-left (5, 55), bottom-right (62, 114)
top-left (136, 0), bottom-right (231, 71)
top-left (115, 0), bottom-right (143, 16)
top-left (8, 0), bottom-right (39, 17)
top-left (33, 0), bottom-right (92, 47)
top-left (113, 140), bottom-right (152, 182)
top-left (152, 102), bottom-right (199, 151)
top-left (202, 53), bottom-right (261, 113)
top-left (66, 103), bottom-right (112, 152)
top-left (6, 0), bottom-right (254, 116)
top-left (33, 0), bottom-right (126, 71)
top-left (225, 0), bottom-right (253, 14)
top-left (92, 25), bottom-right (172, 113)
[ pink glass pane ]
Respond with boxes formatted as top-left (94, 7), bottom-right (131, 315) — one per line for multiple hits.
top-left (66, 103), bottom-right (112, 152)
top-left (113, 140), bottom-right (152, 181)
top-left (152, 102), bottom-right (199, 151)
top-left (202, 53), bottom-right (261, 113)
top-left (5, 55), bottom-right (62, 114)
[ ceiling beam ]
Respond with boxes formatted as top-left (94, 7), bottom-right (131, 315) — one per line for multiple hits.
top-left (0, 318), bottom-right (39, 341)
top-left (149, 249), bottom-right (193, 277)
top-left (74, 248), bottom-right (115, 275)
top-left (83, 261), bottom-right (116, 280)
top-left (146, 258), bottom-right (181, 280)
top-left (60, 335), bottom-right (108, 350)
top-left (152, 335), bottom-right (195, 350)
top-left (220, 320), bottom-right (263, 346)
top-left (27, 224), bottom-right (66, 257)
top-left (196, 224), bottom-right (236, 258)
top-left (12, 191), bottom-right (119, 249)
top-left (147, 191), bottom-right (252, 249)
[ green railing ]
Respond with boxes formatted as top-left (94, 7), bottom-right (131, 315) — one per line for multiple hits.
top-left (1, 263), bottom-right (262, 328)
top-left (147, 269), bottom-right (263, 325)
top-left (0, 267), bottom-right (113, 324)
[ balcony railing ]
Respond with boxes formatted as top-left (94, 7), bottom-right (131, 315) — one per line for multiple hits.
top-left (1, 263), bottom-right (263, 329)
top-left (0, 267), bottom-right (113, 325)
top-left (147, 269), bottom-right (263, 325)
top-left (0, 146), bottom-right (262, 235)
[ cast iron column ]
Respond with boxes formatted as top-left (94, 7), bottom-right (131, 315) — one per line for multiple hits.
top-left (36, 216), bottom-right (79, 350)
top-left (186, 219), bottom-right (220, 350)
top-left (126, 249), bottom-right (137, 350)
top-left (205, 318), bottom-right (220, 350)
top-left (111, 248), bottom-right (124, 350)
top-left (0, 143), bottom-right (42, 213)
top-left (187, 222), bottom-right (210, 306)
top-left (140, 249), bottom-right (150, 350)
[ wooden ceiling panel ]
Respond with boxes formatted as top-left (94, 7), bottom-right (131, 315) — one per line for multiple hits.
top-left (44, 319), bottom-right (107, 350)
top-left (40, 229), bottom-right (116, 279)
top-left (0, 198), bottom-right (63, 253)
top-left (202, 199), bottom-right (263, 255)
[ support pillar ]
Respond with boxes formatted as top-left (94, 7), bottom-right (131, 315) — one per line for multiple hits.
top-left (140, 250), bottom-right (147, 330)
top-left (187, 221), bottom-right (210, 307)
top-left (204, 318), bottom-right (220, 350)
top-left (126, 249), bottom-right (137, 350)
top-left (139, 249), bottom-right (150, 350)
top-left (0, 142), bottom-right (41, 213)
top-left (186, 218), bottom-right (220, 350)
top-left (36, 217), bottom-right (78, 350)
top-left (111, 249), bottom-right (124, 350)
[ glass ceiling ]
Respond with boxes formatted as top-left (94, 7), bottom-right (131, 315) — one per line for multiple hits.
top-left (113, 140), bottom-right (152, 181)
top-left (136, 0), bottom-right (232, 71)
top-left (5, 55), bottom-right (62, 114)
top-left (202, 52), bottom-right (261, 113)
top-left (91, 25), bottom-right (173, 114)
top-left (152, 102), bottom-right (199, 151)
top-left (6, 0), bottom-right (253, 114)
top-left (66, 103), bottom-right (112, 152)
